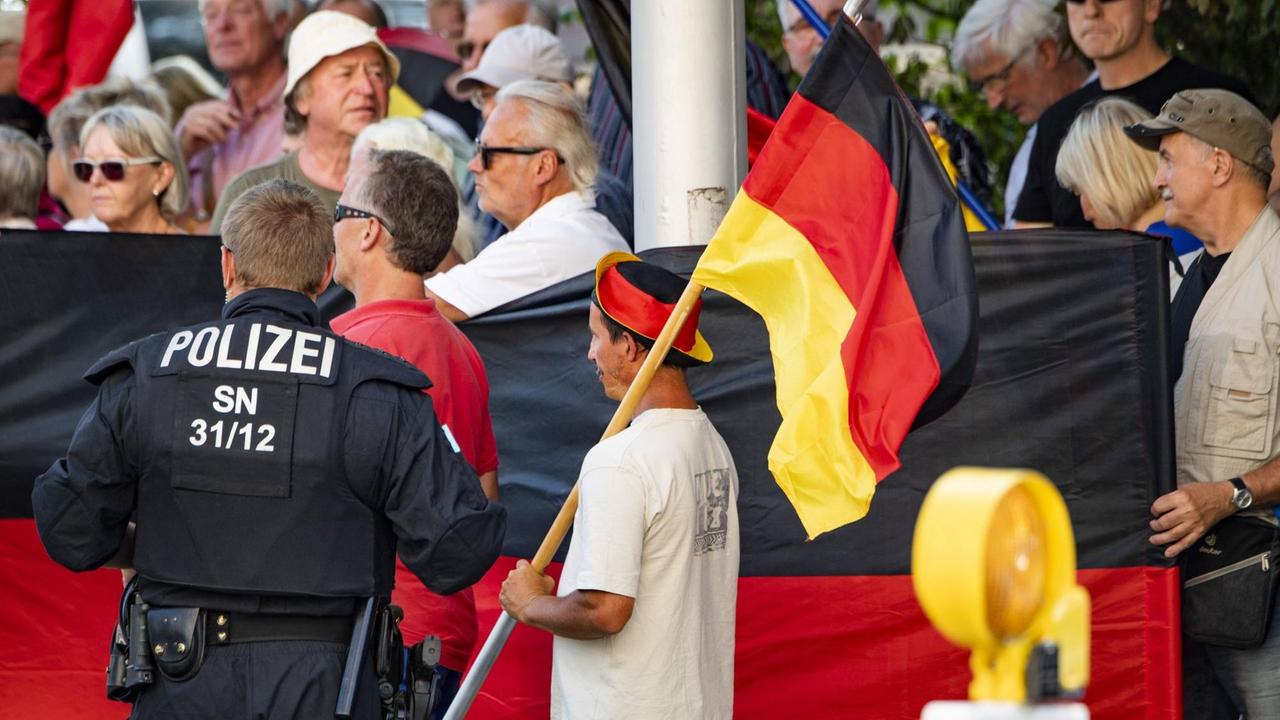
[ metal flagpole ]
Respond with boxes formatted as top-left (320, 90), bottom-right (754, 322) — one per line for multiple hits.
top-left (442, 280), bottom-right (707, 719)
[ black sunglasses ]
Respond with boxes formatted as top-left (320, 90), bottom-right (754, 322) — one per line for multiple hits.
top-left (72, 156), bottom-right (161, 183)
top-left (473, 140), bottom-right (565, 171)
top-left (334, 203), bottom-right (396, 236)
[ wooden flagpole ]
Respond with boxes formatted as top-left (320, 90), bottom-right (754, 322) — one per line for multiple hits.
top-left (442, 280), bottom-right (707, 719)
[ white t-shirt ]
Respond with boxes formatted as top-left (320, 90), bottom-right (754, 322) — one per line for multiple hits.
top-left (552, 408), bottom-right (739, 720)
top-left (424, 190), bottom-right (629, 318)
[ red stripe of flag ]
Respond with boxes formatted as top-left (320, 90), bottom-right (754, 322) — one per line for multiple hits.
top-left (741, 94), bottom-right (939, 479)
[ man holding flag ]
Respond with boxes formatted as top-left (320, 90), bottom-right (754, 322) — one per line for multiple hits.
top-left (499, 252), bottom-right (740, 720)
top-left (455, 7), bottom-right (974, 716)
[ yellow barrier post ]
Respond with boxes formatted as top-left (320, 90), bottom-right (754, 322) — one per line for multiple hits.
top-left (913, 468), bottom-right (1091, 720)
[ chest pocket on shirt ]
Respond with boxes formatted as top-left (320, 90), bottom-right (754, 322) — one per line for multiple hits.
top-left (1201, 337), bottom-right (1277, 459)
top-left (170, 372), bottom-right (298, 497)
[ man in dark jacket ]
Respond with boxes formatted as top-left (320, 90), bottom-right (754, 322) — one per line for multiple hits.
top-left (32, 179), bottom-right (505, 720)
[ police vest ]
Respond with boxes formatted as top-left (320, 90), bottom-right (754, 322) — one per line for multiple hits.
top-left (86, 302), bottom-right (430, 598)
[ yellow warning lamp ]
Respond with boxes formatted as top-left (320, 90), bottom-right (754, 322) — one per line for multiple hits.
top-left (912, 468), bottom-right (1090, 704)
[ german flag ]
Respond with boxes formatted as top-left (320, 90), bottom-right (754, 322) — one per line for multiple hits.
top-left (692, 16), bottom-right (977, 539)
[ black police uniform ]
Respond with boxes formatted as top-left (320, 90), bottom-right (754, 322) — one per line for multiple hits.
top-left (32, 288), bottom-right (506, 719)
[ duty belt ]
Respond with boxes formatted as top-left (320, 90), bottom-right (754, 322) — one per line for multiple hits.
top-left (206, 611), bottom-right (353, 645)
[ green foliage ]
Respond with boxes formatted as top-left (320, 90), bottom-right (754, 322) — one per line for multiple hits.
top-left (1158, 0), bottom-right (1280, 117)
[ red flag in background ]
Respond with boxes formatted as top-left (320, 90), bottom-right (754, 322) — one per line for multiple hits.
top-left (19, 0), bottom-right (135, 112)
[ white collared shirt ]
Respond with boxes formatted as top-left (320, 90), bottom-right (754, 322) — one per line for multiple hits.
top-left (425, 190), bottom-right (629, 318)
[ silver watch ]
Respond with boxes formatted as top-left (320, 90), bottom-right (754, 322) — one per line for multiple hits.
top-left (1230, 477), bottom-right (1254, 510)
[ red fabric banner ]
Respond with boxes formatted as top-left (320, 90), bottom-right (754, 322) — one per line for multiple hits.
top-left (0, 517), bottom-right (1178, 720)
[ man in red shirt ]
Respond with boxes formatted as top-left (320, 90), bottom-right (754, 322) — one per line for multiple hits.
top-left (331, 147), bottom-right (500, 716)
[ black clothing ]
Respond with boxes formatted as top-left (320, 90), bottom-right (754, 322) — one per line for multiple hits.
top-left (129, 641), bottom-right (380, 720)
top-left (1170, 251), bottom-right (1232, 384)
top-left (32, 288), bottom-right (506, 717)
top-left (1013, 57), bottom-right (1254, 228)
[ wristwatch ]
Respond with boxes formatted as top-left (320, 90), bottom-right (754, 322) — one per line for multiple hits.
top-left (1230, 477), bottom-right (1254, 511)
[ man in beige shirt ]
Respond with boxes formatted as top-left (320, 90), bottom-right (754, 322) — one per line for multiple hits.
top-left (1127, 88), bottom-right (1278, 718)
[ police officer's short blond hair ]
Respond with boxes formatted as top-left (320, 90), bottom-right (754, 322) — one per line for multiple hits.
top-left (221, 180), bottom-right (334, 295)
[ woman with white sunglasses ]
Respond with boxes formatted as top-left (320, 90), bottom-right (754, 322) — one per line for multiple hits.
top-left (75, 105), bottom-right (189, 234)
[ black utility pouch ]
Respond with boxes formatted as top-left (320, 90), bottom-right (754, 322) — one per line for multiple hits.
top-left (146, 608), bottom-right (207, 681)
top-left (1182, 516), bottom-right (1280, 649)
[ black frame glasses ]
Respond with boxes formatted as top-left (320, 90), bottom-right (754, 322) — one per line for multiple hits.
top-left (71, 156), bottom-right (162, 183)
top-left (334, 203), bottom-right (396, 236)
top-left (473, 140), bottom-right (565, 170)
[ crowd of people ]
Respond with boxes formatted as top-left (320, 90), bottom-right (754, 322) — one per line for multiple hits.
top-left (7, 0), bottom-right (1280, 717)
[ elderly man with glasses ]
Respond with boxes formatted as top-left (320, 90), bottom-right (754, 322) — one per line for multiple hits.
top-left (951, 0), bottom-right (1091, 227)
top-left (423, 80), bottom-right (628, 323)
top-left (1009, 0), bottom-right (1253, 228)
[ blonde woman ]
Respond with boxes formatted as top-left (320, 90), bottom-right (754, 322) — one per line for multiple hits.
top-left (76, 106), bottom-right (189, 235)
top-left (1056, 97), bottom-right (1202, 293)
top-left (352, 117), bottom-right (476, 271)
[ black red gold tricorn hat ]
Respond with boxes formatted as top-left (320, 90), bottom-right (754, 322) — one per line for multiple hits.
top-left (592, 252), bottom-right (713, 366)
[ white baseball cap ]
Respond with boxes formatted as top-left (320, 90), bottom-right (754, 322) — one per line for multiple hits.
top-left (453, 24), bottom-right (572, 95)
top-left (285, 11), bottom-right (401, 98)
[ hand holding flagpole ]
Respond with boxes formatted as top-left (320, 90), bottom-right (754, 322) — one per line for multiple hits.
top-left (442, 280), bottom-right (706, 720)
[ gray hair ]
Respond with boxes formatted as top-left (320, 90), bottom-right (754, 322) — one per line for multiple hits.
top-left (80, 105), bottom-right (190, 218)
top-left (355, 149), bottom-right (460, 274)
top-left (198, 0), bottom-right (292, 22)
top-left (222, 179), bottom-right (334, 295)
top-left (0, 126), bottom-right (44, 221)
top-left (354, 118), bottom-right (456, 180)
top-left (951, 0), bottom-right (1070, 71)
top-left (48, 77), bottom-right (172, 158)
top-left (352, 119), bottom-right (477, 261)
top-left (1185, 134), bottom-right (1274, 195)
top-left (496, 79), bottom-right (598, 192)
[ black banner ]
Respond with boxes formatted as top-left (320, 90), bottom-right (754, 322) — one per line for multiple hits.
top-left (1, 229), bottom-right (1173, 575)
top-left (461, 230), bottom-right (1175, 573)
top-left (0, 231), bottom-right (224, 517)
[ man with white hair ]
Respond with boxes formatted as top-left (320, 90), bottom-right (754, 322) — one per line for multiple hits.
top-left (1127, 90), bottom-right (1279, 718)
top-left (179, 0), bottom-right (292, 221)
top-left (210, 11), bottom-right (398, 232)
top-left (952, 0), bottom-right (1091, 226)
top-left (453, 24), bottom-right (635, 248)
top-left (1012, 0), bottom-right (1252, 228)
top-left (0, 126), bottom-right (44, 230)
top-left (424, 80), bottom-right (629, 322)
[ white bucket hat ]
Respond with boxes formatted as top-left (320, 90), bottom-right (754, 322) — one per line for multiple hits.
top-left (453, 24), bottom-right (572, 95)
top-left (285, 11), bottom-right (401, 98)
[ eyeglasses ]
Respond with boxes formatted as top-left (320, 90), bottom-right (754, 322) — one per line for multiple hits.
top-left (473, 140), bottom-right (565, 170)
top-left (1064, 0), bottom-right (1126, 4)
top-left (72, 157), bottom-right (162, 183)
top-left (334, 203), bottom-right (396, 236)
top-left (967, 47), bottom-right (1031, 95)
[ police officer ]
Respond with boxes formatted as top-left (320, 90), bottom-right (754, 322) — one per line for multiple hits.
top-left (32, 179), bottom-right (506, 719)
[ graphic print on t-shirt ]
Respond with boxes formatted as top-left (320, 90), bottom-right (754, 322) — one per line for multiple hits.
top-left (694, 467), bottom-right (731, 555)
